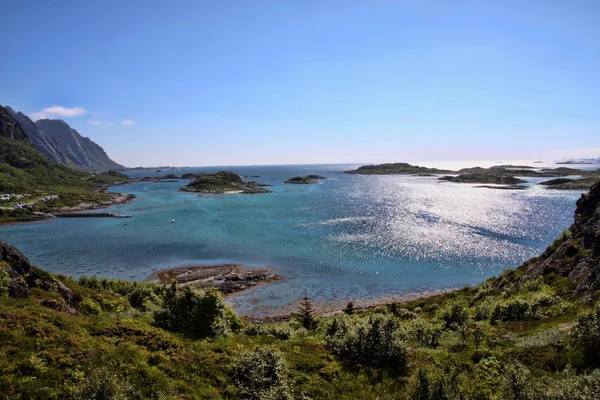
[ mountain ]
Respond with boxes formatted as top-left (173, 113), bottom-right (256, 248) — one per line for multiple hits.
top-left (5, 106), bottom-right (67, 164)
top-left (0, 105), bottom-right (29, 142)
top-left (3, 105), bottom-right (124, 172)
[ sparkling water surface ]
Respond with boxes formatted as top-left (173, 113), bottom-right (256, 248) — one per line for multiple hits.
top-left (0, 163), bottom-right (582, 314)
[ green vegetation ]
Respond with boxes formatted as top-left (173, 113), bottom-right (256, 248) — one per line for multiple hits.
top-left (0, 137), bottom-right (132, 223)
top-left (283, 176), bottom-right (318, 184)
top-left (180, 171), bottom-right (271, 194)
top-left (439, 173), bottom-right (526, 185)
top-left (2, 254), bottom-right (600, 399)
top-left (344, 162), bottom-right (451, 175)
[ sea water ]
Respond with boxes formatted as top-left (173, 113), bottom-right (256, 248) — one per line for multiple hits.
top-left (0, 163), bottom-right (583, 314)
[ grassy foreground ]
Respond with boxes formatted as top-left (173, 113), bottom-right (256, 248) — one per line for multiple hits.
top-left (1, 242), bottom-right (600, 399)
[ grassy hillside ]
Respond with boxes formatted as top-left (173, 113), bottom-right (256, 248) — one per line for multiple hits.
top-left (0, 137), bottom-right (130, 222)
top-left (1, 179), bottom-right (600, 399)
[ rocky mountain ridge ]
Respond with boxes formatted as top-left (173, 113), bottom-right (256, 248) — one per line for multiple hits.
top-left (3, 105), bottom-right (123, 172)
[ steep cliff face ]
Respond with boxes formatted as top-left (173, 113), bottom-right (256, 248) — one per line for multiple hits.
top-left (33, 118), bottom-right (123, 172)
top-left (0, 105), bottom-right (30, 142)
top-left (3, 105), bottom-right (124, 172)
top-left (506, 180), bottom-right (600, 294)
top-left (5, 106), bottom-right (67, 163)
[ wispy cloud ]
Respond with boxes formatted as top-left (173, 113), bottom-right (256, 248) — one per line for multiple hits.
top-left (32, 106), bottom-right (87, 120)
top-left (89, 121), bottom-right (115, 126)
top-left (122, 120), bottom-right (135, 126)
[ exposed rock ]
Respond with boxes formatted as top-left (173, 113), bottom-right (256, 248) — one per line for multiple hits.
top-left (439, 174), bottom-right (526, 185)
top-left (539, 177), bottom-right (600, 191)
top-left (40, 299), bottom-right (77, 316)
top-left (8, 277), bottom-right (30, 298)
top-left (144, 264), bottom-right (284, 295)
top-left (0, 242), bottom-right (32, 276)
top-left (499, 180), bottom-right (600, 294)
top-left (306, 174), bottom-right (327, 180)
top-left (283, 176), bottom-right (318, 184)
top-left (0, 105), bottom-right (31, 142)
top-left (30, 118), bottom-right (123, 172)
top-left (180, 171), bottom-right (271, 194)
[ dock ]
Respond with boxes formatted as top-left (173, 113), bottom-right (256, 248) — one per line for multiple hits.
top-left (51, 212), bottom-right (132, 219)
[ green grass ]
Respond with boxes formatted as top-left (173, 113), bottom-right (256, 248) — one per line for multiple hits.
top-left (0, 137), bottom-right (131, 222)
top-left (1, 255), bottom-right (599, 399)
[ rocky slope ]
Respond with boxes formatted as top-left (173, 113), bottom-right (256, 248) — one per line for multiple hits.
top-left (35, 119), bottom-right (124, 172)
top-left (5, 106), bottom-right (67, 163)
top-left (0, 105), bottom-right (30, 142)
top-left (500, 180), bottom-right (600, 294)
top-left (3, 105), bottom-right (123, 172)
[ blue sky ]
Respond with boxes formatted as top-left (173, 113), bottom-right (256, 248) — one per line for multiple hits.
top-left (1, 0), bottom-right (599, 167)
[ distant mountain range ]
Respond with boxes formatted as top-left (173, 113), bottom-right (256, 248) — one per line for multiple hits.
top-left (2, 104), bottom-right (123, 172)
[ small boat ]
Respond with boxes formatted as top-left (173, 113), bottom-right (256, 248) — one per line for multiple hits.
top-left (171, 219), bottom-right (175, 223)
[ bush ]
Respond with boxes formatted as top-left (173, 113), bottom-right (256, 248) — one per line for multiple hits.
top-left (571, 307), bottom-right (600, 368)
top-left (402, 319), bottom-right (444, 348)
top-left (438, 302), bottom-right (469, 329)
top-left (490, 299), bottom-right (532, 324)
top-left (153, 283), bottom-right (241, 338)
top-left (393, 308), bottom-right (418, 320)
top-left (80, 297), bottom-right (102, 315)
top-left (231, 346), bottom-right (292, 400)
top-left (325, 314), bottom-right (408, 373)
top-left (500, 362), bottom-right (535, 400)
top-left (128, 286), bottom-right (159, 311)
top-left (73, 364), bottom-right (137, 400)
top-left (0, 267), bottom-right (9, 297)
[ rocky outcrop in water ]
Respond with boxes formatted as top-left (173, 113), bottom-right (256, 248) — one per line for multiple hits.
top-left (181, 171), bottom-right (271, 194)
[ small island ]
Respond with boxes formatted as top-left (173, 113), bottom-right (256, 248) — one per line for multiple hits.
top-left (180, 171), bottom-right (271, 194)
top-left (539, 177), bottom-right (600, 190)
top-left (283, 176), bottom-right (318, 184)
top-left (344, 162), bottom-right (451, 175)
top-left (439, 174), bottom-right (526, 185)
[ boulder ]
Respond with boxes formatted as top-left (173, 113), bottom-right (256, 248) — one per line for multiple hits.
top-left (0, 242), bottom-right (32, 276)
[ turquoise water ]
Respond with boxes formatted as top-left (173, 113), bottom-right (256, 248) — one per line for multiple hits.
top-left (0, 164), bottom-right (581, 314)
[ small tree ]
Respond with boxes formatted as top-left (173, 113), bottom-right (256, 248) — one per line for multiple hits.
top-left (473, 323), bottom-right (486, 356)
top-left (343, 301), bottom-right (355, 315)
top-left (295, 290), bottom-right (317, 330)
top-left (232, 346), bottom-right (291, 400)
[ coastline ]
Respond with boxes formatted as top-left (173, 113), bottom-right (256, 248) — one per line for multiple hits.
top-left (0, 192), bottom-right (136, 226)
top-left (236, 286), bottom-right (458, 322)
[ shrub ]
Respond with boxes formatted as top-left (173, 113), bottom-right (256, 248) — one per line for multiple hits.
top-left (231, 346), bottom-right (292, 400)
top-left (402, 319), bottom-right (443, 348)
top-left (490, 299), bottom-right (532, 324)
top-left (80, 297), bottom-right (102, 315)
top-left (474, 305), bottom-right (491, 321)
top-left (343, 301), bottom-right (355, 315)
top-left (393, 308), bottom-right (418, 320)
top-left (128, 286), bottom-right (159, 311)
top-left (73, 364), bottom-right (137, 400)
top-left (0, 267), bottom-right (9, 297)
top-left (500, 362), bottom-right (535, 400)
top-left (325, 313), bottom-right (408, 373)
top-left (571, 307), bottom-right (600, 368)
top-left (438, 302), bottom-right (469, 329)
top-left (153, 283), bottom-right (241, 338)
